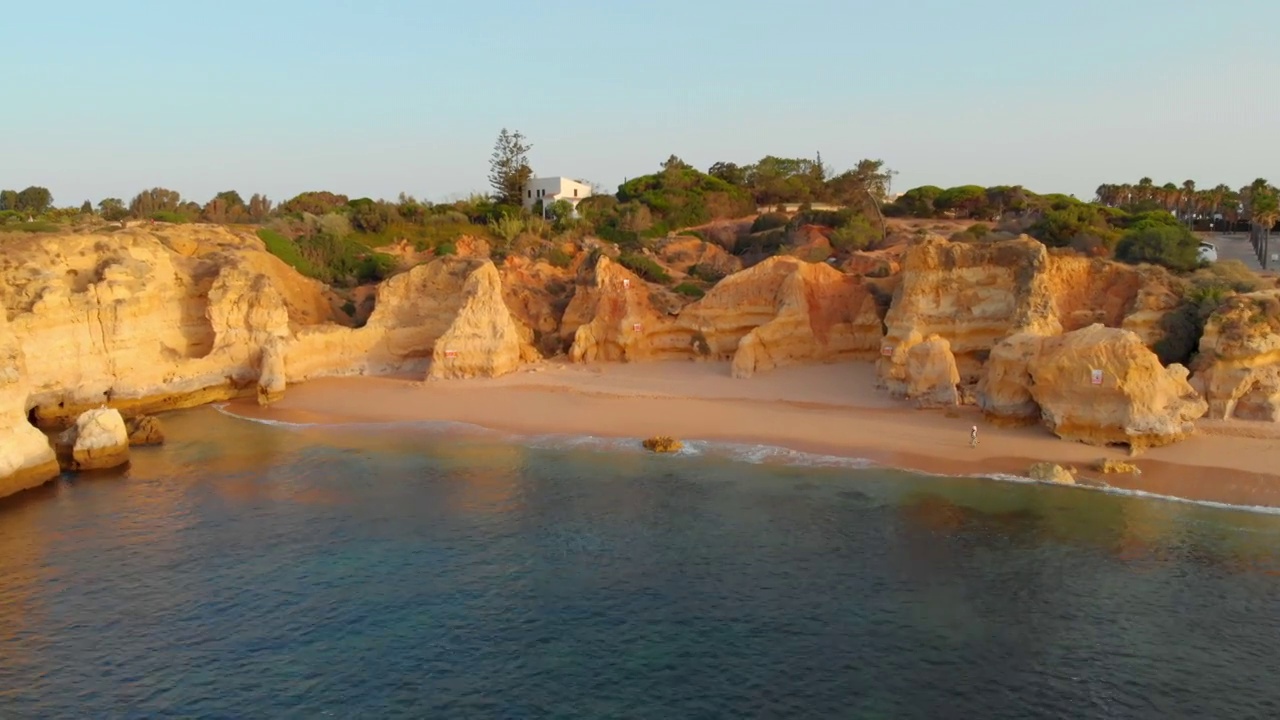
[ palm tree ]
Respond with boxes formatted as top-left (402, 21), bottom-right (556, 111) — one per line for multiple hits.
top-left (1181, 179), bottom-right (1196, 225)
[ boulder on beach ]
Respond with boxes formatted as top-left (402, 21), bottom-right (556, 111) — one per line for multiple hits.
top-left (643, 436), bottom-right (683, 453)
top-left (1028, 462), bottom-right (1075, 485)
top-left (126, 415), bottom-right (166, 446)
top-left (58, 408), bottom-right (130, 471)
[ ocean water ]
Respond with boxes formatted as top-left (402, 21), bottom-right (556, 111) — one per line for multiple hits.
top-left (2, 408), bottom-right (1280, 719)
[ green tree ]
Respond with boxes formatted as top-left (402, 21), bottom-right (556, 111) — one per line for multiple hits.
top-left (129, 187), bottom-right (182, 217)
top-left (934, 185), bottom-right (990, 219)
top-left (15, 186), bottom-right (53, 214)
top-left (80, 200), bottom-right (93, 214)
top-left (279, 191), bottom-right (348, 216)
top-left (488, 128), bottom-right (534, 206)
top-left (708, 161), bottom-right (747, 187)
top-left (247, 193), bottom-right (273, 221)
top-left (98, 198), bottom-right (127, 221)
top-left (892, 185), bottom-right (944, 217)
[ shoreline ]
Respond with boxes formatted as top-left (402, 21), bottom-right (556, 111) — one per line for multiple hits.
top-left (223, 360), bottom-right (1280, 510)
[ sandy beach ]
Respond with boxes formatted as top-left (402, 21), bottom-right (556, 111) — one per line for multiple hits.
top-left (226, 360), bottom-right (1280, 509)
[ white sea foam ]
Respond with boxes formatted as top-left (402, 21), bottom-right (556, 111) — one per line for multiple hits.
top-left (213, 404), bottom-right (1280, 516)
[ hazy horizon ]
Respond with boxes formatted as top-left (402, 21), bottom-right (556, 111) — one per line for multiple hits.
top-left (5, 0), bottom-right (1278, 208)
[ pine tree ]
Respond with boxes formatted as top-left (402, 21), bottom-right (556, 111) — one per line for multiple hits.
top-left (488, 128), bottom-right (533, 206)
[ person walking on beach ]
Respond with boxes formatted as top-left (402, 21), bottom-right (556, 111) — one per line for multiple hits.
top-left (970, 425), bottom-right (978, 449)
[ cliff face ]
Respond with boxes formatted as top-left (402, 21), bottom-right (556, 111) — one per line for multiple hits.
top-left (717, 258), bottom-right (883, 378)
top-left (0, 305), bottom-right (60, 497)
top-left (563, 256), bottom-right (690, 362)
top-left (1191, 291), bottom-right (1280, 421)
top-left (428, 262), bottom-right (539, 380)
top-left (879, 236), bottom-right (1058, 386)
top-left (0, 226), bottom-right (330, 427)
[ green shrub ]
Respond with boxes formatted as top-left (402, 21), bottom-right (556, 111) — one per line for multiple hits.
top-left (673, 282), bottom-right (705, 298)
top-left (689, 263), bottom-right (727, 283)
top-left (150, 210), bottom-right (191, 224)
top-left (1114, 222), bottom-right (1199, 272)
top-left (546, 247), bottom-right (572, 268)
top-left (828, 215), bottom-right (878, 252)
top-left (1154, 281), bottom-right (1234, 365)
top-left (751, 212), bottom-right (789, 233)
top-left (5, 221), bottom-right (61, 233)
top-left (355, 252), bottom-right (397, 283)
top-left (435, 240), bottom-right (457, 256)
top-left (618, 253), bottom-right (671, 283)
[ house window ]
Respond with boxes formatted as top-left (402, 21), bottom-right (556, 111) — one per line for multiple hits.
top-left (527, 190), bottom-right (532, 198)
top-left (573, 188), bottom-right (578, 197)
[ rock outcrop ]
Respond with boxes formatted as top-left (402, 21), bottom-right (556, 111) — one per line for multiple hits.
top-left (287, 257), bottom-right (536, 382)
top-left (0, 306), bottom-right (59, 498)
top-left (1191, 291), bottom-right (1280, 421)
top-left (885, 236), bottom-right (1182, 397)
top-left (428, 262), bottom-right (538, 380)
top-left (903, 334), bottom-right (961, 407)
top-left (1028, 462), bottom-right (1076, 485)
top-left (673, 256), bottom-right (884, 377)
top-left (1027, 324), bottom-right (1207, 449)
top-left (57, 408), bottom-right (130, 471)
top-left (125, 415), bottom-right (165, 446)
top-left (563, 256), bottom-right (689, 362)
top-left (1, 226), bottom-right (329, 427)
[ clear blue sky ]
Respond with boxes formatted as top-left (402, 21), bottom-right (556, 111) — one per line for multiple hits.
top-left (4, 0), bottom-right (1277, 207)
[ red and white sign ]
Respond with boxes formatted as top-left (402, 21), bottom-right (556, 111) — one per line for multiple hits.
top-left (445, 349), bottom-right (457, 359)
top-left (622, 279), bottom-right (631, 289)
top-left (881, 345), bottom-right (893, 357)
top-left (632, 323), bottom-right (642, 332)
top-left (1090, 369), bottom-right (1103, 385)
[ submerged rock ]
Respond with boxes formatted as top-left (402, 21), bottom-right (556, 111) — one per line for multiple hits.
top-left (1027, 462), bottom-right (1075, 485)
top-left (642, 436), bottom-right (683, 453)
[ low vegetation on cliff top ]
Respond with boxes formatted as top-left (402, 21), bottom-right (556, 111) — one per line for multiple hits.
top-left (6, 131), bottom-right (1277, 289)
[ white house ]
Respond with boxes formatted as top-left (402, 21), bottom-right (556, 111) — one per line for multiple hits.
top-left (522, 177), bottom-right (592, 214)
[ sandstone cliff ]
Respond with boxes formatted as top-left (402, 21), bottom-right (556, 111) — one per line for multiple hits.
top-left (1027, 324), bottom-right (1206, 449)
top-left (882, 235), bottom-right (1182, 404)
top-left (1191, 291), bottom-right (1280, 421)
top-left (286, 257), bottom-right (536, 381)
top-left (563, 256), bottom-right (690, 362)
top-left (0, 305), bottom-right (60, 497)
top-left (428, 262), bottom-right (539, 380)
top-left (711, 258), bottom-right (884, 378)
top-left (0, 226), bottom-right (332, 427)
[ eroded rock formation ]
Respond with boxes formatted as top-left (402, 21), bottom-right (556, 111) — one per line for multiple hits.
top-left (1191, 291), bottom-right (1280, 421)
top-left (428, 262), bottom-right (538, 380)
top-left (563, 256), bottom-right (689, 362)
top-left (57, 408), bottom-right (130, 472)
top-left (1, 226), bottom-right (326, 426)
top-left (0, 306), bottom-right (59, 497)
top-left (1027, 324), bottom-right (1206, 449)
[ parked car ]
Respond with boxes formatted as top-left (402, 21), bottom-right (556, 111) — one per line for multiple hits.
top-left (1198, 241), bottom-right (1218, 263)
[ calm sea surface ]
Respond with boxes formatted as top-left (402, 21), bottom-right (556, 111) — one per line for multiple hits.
top-left (2, 407), bottom-right (1279, 719)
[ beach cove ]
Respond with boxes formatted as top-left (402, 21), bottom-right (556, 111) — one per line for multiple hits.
top-left (226, 360), bottom-right (1280, 510)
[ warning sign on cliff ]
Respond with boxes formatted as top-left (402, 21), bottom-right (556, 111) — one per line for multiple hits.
top-left (881, 345), bottom-right (893, 357)
top-left (445, 349), bottom-right (457, 359)
top-left (632, 323), bottom-right (642, 332)
top-left (1090, 369), bottom-right (1103, 385)
top-left (622, 279), bottom-right (631, 289)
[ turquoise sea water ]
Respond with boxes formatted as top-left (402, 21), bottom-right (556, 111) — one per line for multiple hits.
top-left (2, 406), bottom-right (1280, 719)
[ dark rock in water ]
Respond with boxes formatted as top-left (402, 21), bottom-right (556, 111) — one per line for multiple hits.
top-left (643, 435), bottom-right (683, 453)
top-left (126, 415), bottom-right (165, 446)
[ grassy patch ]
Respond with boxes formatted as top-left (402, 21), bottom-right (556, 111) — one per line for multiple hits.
top-left (673, 281), bottom-right (705, 298)
top-left (618, 253), bottom-right (671, 283)
top-left (257, 228), bottom-right (318, 276)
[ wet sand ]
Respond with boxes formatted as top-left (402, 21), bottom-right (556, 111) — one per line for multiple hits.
top-left (226, 361), bottom-right (1280, 509)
